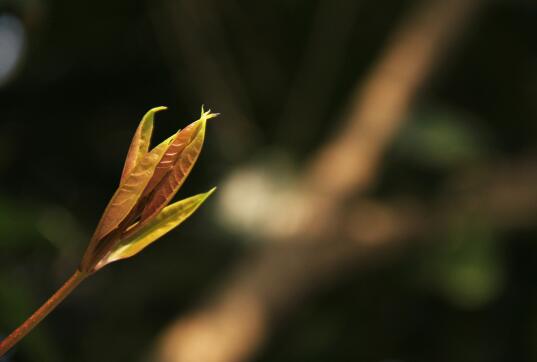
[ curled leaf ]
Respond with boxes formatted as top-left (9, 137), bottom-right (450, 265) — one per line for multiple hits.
top-left (142, 126), bottom-right (190, 197)
top-left (81, 135), bottom-right (174, 270)
top-left (120, 106), bottom-right (166, 184)
top-left (80, 106), bottom-right (217, 273)
top-left (140, 109), bottom-right (218, 224)
top-left (93, 135), bottom-right (174, 241)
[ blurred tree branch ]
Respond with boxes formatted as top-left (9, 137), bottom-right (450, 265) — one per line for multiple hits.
top-left (150, 0), bottom-right (486, 361)
top-left (151, 152), bottom-right (537, 362)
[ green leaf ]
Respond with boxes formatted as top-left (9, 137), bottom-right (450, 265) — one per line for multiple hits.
top-left (140, 109), bottom-right (217, 223)
top-left (81, 134), bottom-right (175, 270)
top-left (120, 106), bottom-right (166, 184)
top-left (96, 188), bottom-right (216, 269)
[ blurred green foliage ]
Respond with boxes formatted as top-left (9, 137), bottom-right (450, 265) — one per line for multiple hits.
top-left (397, 107), bottom-right (489, 168)
top-left (422, 215), bottom-right (504, 309)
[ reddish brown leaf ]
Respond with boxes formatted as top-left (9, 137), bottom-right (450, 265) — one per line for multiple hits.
top-left (94, 187), bottom-right (216, 270)
top-left (80, 107), bottom-right (218, 273)
top-left (142, 122), bottom-right (196, 198)
top-left (139, 117), bottom-right (207, 224)
top-left (81, 135), bottom-right (174, 270)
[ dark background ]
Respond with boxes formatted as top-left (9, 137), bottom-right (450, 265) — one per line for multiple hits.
top-left (0, 0), bottom-right (536, 361)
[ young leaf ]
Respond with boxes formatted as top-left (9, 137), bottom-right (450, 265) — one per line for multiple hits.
top-left (120, 106), bottom-right (166, 184)
top-left (84, 134), bottom-right (175, 259)
top-left (95, 188), bottom-right (216, 269)
top-left (141, 125), bottom-right (190, 197)
top-left (140, 110), bottom-right (217, 223)
top-left (80, 107), bottom-right (218, 273)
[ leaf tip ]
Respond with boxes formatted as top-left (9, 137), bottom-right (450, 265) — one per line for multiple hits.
top-left (199, 105), bottom-right (219, 122)
top-left (198, 186), bottom-right (217, 203)
top-left (142, 106), bottom-right (168, 125)
top-left (144, 106), bottom-right (168, 120)
top-left (153, 105), bottom-right (168, 112)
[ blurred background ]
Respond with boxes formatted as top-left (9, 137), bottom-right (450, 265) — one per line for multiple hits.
top-left (0, 0), bottom-right (536, 361)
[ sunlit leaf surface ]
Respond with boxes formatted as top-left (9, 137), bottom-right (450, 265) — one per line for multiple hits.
top-left (120, 106), bottom-right (166, 184)
top-left (140, 111), bottom-right (217, 223)
top-left (82, 135), bottom-right (175, 268)
top-left (96, 188), bottom-right (216, 268)
top-left (142, 124), bottom-right (191, 197)
top-left (80, 107), bottom-right (217, 273)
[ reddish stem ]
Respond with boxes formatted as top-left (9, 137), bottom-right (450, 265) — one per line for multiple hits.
top-left (0, 270), bottom-right (88, 357)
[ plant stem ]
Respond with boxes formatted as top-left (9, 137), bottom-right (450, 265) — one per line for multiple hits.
top-left (0, 270), bottom-right (88, 357)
